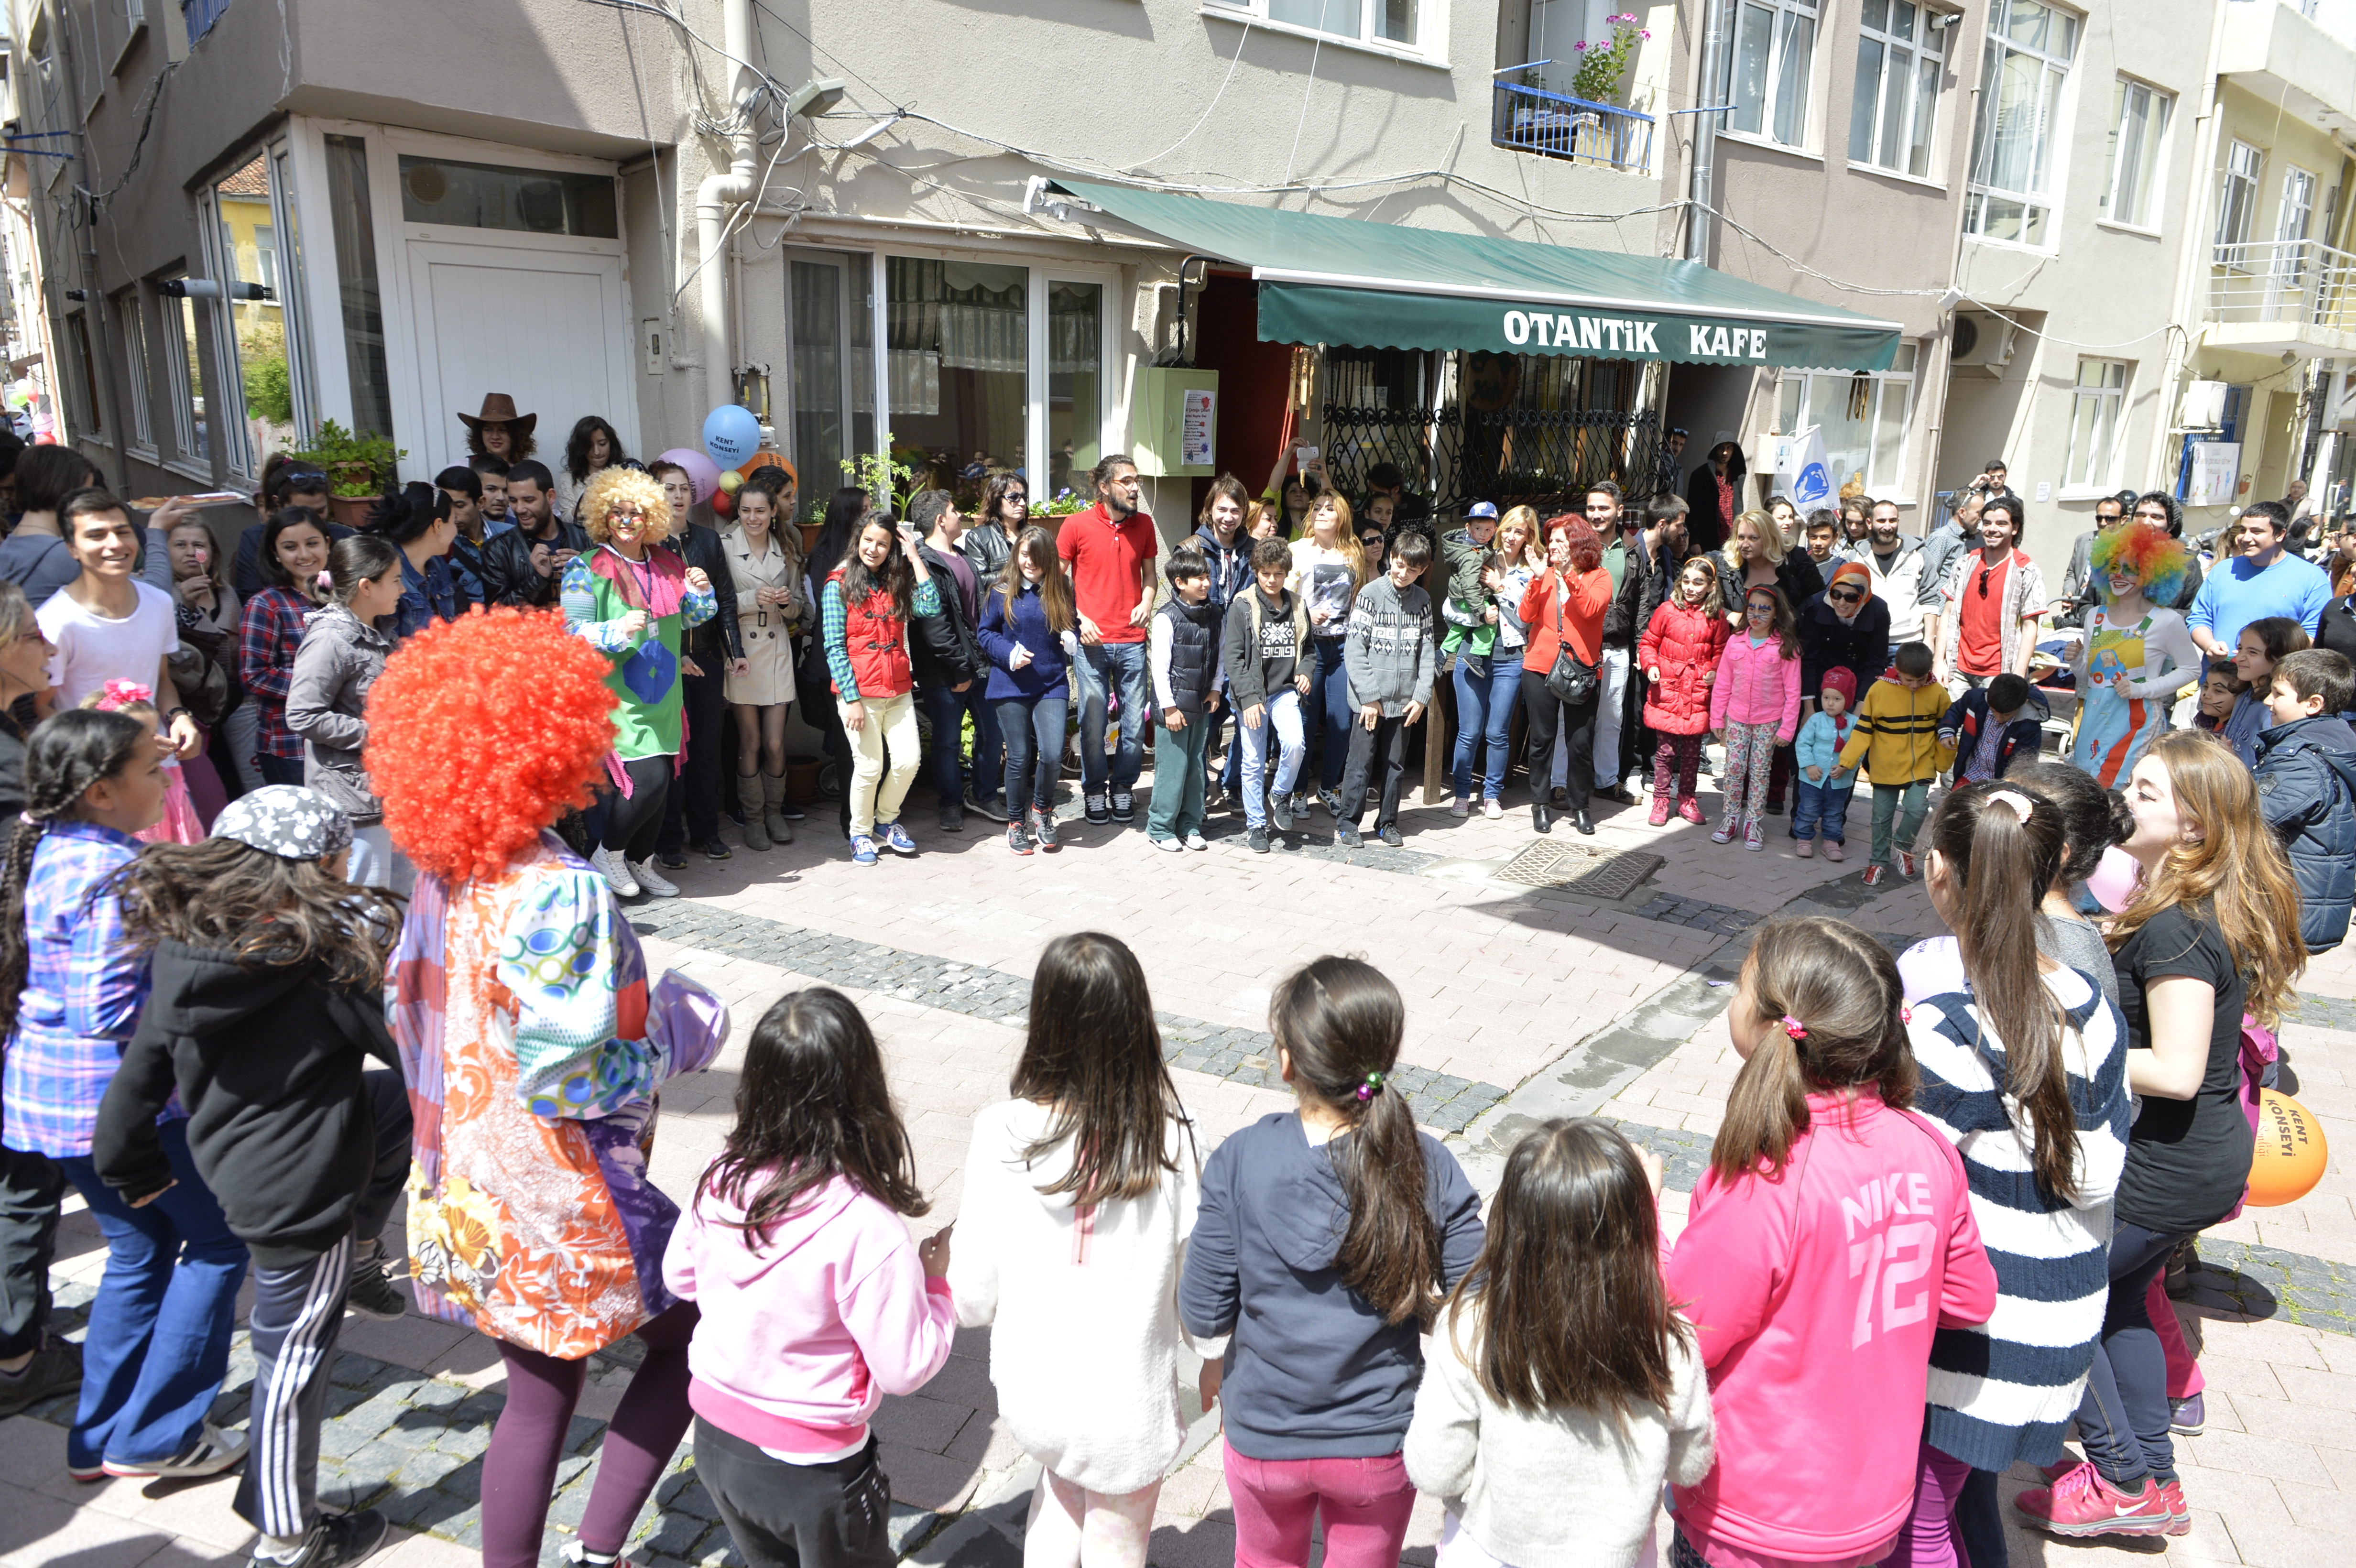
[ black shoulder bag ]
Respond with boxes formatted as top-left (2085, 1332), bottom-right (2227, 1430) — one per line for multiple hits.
top-left (1544, 574), bottom-right (1598, 704)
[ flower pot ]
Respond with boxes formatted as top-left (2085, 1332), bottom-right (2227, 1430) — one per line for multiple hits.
top-left (328, 494), bottom-right (376, 531)
top-left (1571, 112), bottom-right (1612, 167)
top-left (786, 757), bottom-right (825, 804)
top-left (798, 522), bottom-right (823, 556)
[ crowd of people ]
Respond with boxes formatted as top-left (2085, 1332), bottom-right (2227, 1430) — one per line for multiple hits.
top-left (0, 408), bottom-right (2345, 1568)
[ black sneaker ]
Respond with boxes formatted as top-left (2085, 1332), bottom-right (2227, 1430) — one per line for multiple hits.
top-left (1005, 821), bottom-right (1032, 857)
top-left (939, 802), bottom-right (964, 833)
top-left (0, 1337), bottom-right (80, 1417)
top-left (776, 798), bottom-right (807, 822)
top-left (1379, 825), bottom-right (1404, 847)
top-left (1111, 791), bottom-right (1135, 822)
top-left (654, 849), bottom-right (690, 871)
top-left (1336, 823), bottom-right (1362, 848)
top-left (1246, 826), bottom-right (1270, 854)
top-left (345, 1244), bottom-right (407, 1321)
top-left (1029, 806), bottom-right (1060, 853)
top-left (1085, 791), bottom-right (1111, 824)
top-left (256, 1507), bottom-right (390, 1568)
top-left (700, 838), bottom-right (732, 861)
top-left (1267, 790), bottom-right (1293, 832)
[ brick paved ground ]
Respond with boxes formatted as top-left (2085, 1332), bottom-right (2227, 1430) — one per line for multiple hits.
top-left (6, 768), bottom-right (2353, 1568)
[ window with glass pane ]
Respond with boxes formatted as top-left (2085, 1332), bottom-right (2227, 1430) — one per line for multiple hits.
top-left (324, 135), bottom-right (395, 441)
top-left (1047, 282), bottom-right (1102, 503)
top-left (1850, 0), bottom-right (1943, 177)
top-left (2063, 359), bottom-right (2128, 490)
top-left (886, 258), bottom-right (1026, 493)
top-left (1772, 346), bottom-right (1919, 494)
top-left (2100, 79), bottom-right (2171, 228)
top-left (115, 291), bottom-right (153, 450)
top-left (399, 156), bottom-right (618, 239)
top-left (64, 313), bottom-right (99, 438)
top-left (211, 152), bottom-right (293, 475)
top-left (1727, 0), bottom-right (1818, 148)
top-left (164, 290), bottom-right (207, 462)
top-left (1964, 0), bottom-right (2079, 247)
top-left (787, 251), bottom-right (876, 520)
top-left (1250, 0), bottom-right (1418, 47)
top-left (2279, 167), bottom-right (2317, 242)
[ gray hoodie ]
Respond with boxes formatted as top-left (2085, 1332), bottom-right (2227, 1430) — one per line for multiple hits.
top-left (284, 601), bottom-right (390, 824)
top-left (1342, 575), bottom-right (1437, 717)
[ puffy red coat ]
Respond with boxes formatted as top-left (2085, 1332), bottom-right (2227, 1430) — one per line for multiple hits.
top-left (1639, 598), bottom-right (1729, 736)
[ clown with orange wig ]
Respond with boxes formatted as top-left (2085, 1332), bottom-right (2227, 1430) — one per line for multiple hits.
top-left (372, 609), bottom-right (728, 1568)
top-left (2071, 521), bottom-right (2201, 786)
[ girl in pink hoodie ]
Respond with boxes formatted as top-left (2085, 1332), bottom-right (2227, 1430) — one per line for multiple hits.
top-left (1664, 917), bottom-right (1996, 1568)
top-left (1708, 585), bottom-right (1803, 852)
top-left (662, 989), bottom-right (957, 1568)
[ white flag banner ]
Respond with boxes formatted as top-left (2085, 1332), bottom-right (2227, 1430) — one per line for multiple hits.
top-left (1778, 424), bottom-right (1835, 512)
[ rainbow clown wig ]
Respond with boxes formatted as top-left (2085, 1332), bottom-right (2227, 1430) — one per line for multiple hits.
top-left (579, 465), bottom-right (676, 546)
top-left (2090, 521), bottom-right (2191, 609)
top-left (369, 608), bottom-right (616, 885)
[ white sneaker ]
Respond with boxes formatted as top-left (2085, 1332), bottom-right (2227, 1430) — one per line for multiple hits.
top-left (589, 846), bottom-right (639, 898)
top-left (1185, 832), bottom-right (1209, 850)
top-left (629, 859), bottom-right (680, 898)
top-left (1483, 798), bottom-right (1503, 820)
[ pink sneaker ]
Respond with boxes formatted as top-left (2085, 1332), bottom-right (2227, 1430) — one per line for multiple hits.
top-left (1796, 838), bottom-right (1815, 858)
top-left (1677, 796), bottom-right (1705, 825)
top-left (2015, 1462), bottom-right (2175, 1539)
top-left (1648, 796), bottom-right (1672, 827)
top-left (1822, 840), bottom-right (1844, 862)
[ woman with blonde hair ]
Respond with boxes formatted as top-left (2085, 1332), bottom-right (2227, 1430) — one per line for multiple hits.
top-left (561, 465), bottom-right (719, 899)
top-left (2017, 730), bottom-right (2305, 1541)
top-left (1287, 490), bottom-right (1370, 817)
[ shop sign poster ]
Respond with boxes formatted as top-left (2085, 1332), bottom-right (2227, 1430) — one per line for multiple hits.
top-left (1182, 389), bottom-right (1216, 467)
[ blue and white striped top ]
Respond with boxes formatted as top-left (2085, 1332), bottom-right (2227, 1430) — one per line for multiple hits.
top-left (1898, 937), bottom-right (2133, 1472)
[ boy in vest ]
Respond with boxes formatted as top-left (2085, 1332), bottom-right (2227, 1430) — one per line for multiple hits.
top-left (1336, 533), bottom-right (1437, 848)
top-left (1222, 536), bottom-right (1313, 854)
top-left (1148, 549), bottom-right (1225, 850)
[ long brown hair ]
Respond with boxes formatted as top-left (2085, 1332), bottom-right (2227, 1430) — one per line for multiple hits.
top-left (994, 525), bottom-right (1074, 633)
top-left (1009, 933), bottom-right (1192, 1206)
top-left (1447, 1119), bottom-right (1690, 1421)
top-left (698, 988), bottom-right (929, 1243)
top-left (2107, 731), bottom-right (2306, 1027)
top-left (840, 517), bottom-right (916, 621)
top-left (1924, 783), bottom-right (2081, 1200)
top-left (110, 838), bottom-right (405, 991)
top-left (1272, 956), bottom-right (1441, 1326)
top-left (1305, 493), bottom-right (1370, 588)
top-left (1740, 583), bottom-right (1801, 658)
top-left (1713, 917), bottom-right (1917, 1183)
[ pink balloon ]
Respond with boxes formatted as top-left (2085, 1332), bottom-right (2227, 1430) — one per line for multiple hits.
top-left (2087, 844), bottom-right (2142, 913)
top-left (657, 448), bottom-right (722, 505)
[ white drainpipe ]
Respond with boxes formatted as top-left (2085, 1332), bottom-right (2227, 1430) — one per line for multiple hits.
top-left (694, 0), bottom-right (756, 415)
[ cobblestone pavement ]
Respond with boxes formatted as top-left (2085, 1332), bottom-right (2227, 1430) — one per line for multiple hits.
top-left (8, 773), bottom-right (2356, 1568)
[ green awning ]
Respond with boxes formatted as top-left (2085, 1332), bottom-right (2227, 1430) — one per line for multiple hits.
top-left (1051, 181), bottom-right (1902, 372)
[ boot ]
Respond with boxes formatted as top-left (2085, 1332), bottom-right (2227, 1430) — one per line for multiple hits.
top-left (736, 773), bottom-right (771, 851)
top-left (762, 772), bottom-right (796, 844)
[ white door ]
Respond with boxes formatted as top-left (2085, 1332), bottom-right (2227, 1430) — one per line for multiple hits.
top-left (404, 239), bottom-right (637, 479)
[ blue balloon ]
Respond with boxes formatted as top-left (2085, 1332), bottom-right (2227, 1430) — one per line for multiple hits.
top-left (703, 404), bottom-right (761, 467)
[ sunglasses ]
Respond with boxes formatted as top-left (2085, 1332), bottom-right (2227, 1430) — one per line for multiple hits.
top-left (1827, 588), bottom-right (1862, 603)
top-left (1977, 566), bottom-right (1995, 598)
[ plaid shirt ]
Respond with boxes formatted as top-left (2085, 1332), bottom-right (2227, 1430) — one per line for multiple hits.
top-left (238, 586), bottom-right (316, 761)
top-left (0, 820), bottom-right (156, 1157)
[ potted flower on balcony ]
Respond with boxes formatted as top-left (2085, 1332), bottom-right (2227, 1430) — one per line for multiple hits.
top-left (1571, 13), bottom-right (1650, 164)
top-left (292, 420), bottom-right (405, 530)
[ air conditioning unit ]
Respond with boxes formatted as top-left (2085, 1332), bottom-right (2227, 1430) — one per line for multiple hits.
top-left (2182, 379), bottom-right (2233, 432)
top-left (1948, 311), bottom-right (2019, 376)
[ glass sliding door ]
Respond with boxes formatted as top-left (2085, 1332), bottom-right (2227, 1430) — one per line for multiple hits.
top-left (786, 250), bottom-right (877, 520)
top-left (887, 256), bottom-right (1027, 498)
top-left (1046, 280), bottom-right (1102, 503)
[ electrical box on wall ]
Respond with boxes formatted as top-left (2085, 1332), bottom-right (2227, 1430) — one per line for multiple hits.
top-left (1131, 367), bottom-right (1219, 477)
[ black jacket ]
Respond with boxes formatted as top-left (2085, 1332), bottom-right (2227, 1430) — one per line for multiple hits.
top-left (911, 543), bottom-right (984, 689)
top-left (1686, 464), bottom-right (1737, 553)
top-left (1602, 530), bottom-right (1667, 648)
top-left (482, 519), bottom-right (590, 609)
top-left (1800, 592), bottom-right (1894, 698)
top-left (667, 523), bottom-right (743, 670)
top-left (2318, 592), bottom-right (2356, 673)
top-left (94, 940), bottom-right (403, 1267)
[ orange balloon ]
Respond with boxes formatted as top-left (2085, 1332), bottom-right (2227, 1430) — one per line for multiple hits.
top-left (738, 449), bottom-right (795, 486)
top-left (2247, 1090), bottom-right (2329, 1207)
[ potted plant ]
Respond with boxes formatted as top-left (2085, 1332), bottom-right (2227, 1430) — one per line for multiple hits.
top-left (292, 420), bottom-right (405, 530)
top-left (1571, 13), bottom-right (1649, 106)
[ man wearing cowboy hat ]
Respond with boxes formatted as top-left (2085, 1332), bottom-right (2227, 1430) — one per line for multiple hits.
top-left (459, 393), bottom-right (538, 464)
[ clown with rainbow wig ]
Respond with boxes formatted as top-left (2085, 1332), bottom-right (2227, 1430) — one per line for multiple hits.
top-left (2071, 522), bottom-right (2201, 785)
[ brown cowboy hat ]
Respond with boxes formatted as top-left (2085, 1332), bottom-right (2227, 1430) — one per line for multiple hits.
top-left (457, 392), bottom-right (538, 435)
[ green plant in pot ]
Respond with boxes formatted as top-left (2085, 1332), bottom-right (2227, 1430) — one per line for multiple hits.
top-left (293, 420), bottom-right (406, 528)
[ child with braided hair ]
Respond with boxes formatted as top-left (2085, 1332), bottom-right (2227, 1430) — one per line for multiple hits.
top-left (1180, 957), bottom-right (1485, 1568)
top-left (0, 708), bottom-right (252, 1482)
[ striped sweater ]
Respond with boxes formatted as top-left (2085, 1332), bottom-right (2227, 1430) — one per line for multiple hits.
top-left (1897, 937), bottom-right (2132, 1471)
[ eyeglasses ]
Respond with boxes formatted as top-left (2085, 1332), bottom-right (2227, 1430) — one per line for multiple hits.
top-left (1827, 588), bottom-right (1862, 603)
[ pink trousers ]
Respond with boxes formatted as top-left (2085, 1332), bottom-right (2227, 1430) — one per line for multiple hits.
top-left (1222, 1441), bottom-right (1415, 1568)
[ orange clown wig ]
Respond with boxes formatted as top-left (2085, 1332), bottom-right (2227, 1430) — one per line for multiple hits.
top-left (2089, 521), bottom-right (2191, 609)
top-left (368, 608), bottom-right (617, 884)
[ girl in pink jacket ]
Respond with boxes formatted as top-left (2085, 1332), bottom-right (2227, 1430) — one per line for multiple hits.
top-left (1709, 585), bottom-right (1804, 852)
top-left (662, 989), bottom-right (957, 1568)
top-left (1664, 917), bottom-right (1996, 1568)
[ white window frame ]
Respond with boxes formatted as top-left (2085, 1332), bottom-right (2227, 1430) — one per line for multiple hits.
top-left (1849, 0), bottom-right (1945, 181)
top-left (2216, 138), bottom-right (2265, 257)
top-left (1963, 0), bottom-right (2081, 250)
top-left (1774, 346), bottom-right (1920, 494)
top-left (2278, 164), bottom-right (2319, 243)
top-left (116, 288), bottom-right (154, 456)
top-left (2098, 76), bottom-right (2172, 232)
top-left (1723, 0), bottom-right (1821, 152)
top-left (159, 278), bottom-right (208, 478)
top-left (2061, 358), bottom-right (2129, 495)
top-left (1198, 0), bottom-right (1447, 67)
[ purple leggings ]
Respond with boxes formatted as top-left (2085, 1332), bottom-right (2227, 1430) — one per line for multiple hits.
top-left (482, 1301), bottom-right (699, 1568)
top-left (1885, 1444), bottom-right (1974, 1568)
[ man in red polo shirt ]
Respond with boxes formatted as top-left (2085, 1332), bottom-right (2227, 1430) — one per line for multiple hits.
top-left (1937, 491), bottom-right (2046, 694)
top-left (1058, 454), bottom-right (1160, 824)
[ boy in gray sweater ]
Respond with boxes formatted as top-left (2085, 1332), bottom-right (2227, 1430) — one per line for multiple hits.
top-left (1337, 534), bottom-right (1437, 847)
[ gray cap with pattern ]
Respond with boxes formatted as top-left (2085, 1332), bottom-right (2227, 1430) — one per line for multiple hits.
top-left (208, 785), bottom-right (354, 860)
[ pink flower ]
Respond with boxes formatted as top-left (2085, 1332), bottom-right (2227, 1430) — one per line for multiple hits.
top-left (1575, 39), bottom-right (1589, 49)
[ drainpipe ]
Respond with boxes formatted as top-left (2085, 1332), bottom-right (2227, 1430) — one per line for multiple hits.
top-left (694, 0), bottom-right (756, 416)
top-left (1684, 0), bottom-right (1728, 262)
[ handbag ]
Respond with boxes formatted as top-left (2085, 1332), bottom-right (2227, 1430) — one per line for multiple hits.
top-left (1543, 574), bottom-right (1598, 705)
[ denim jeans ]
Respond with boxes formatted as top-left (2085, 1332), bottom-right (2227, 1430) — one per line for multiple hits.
top-left (256, 752), bottom-right (305, 788)
top-left (1450, 652), bottom-right (1520, 800)
top-left (1792, 778), bottom-right (1856, 843)
top-left (1077, 641), bottom-right (1149, 795)
top-left (2075, 1221), bottom-right (2188, 1486)
top-left (1304, 638), bottom-right (1353, 790)
top-left (1239, 689), bottom-right (1307, 829)
top-left (996, 696), bottom-right (1068, 820)
top-left (56, 1119), bottom-right (249, 1470)
top-left (918, 679), bottom-right (1004, 809)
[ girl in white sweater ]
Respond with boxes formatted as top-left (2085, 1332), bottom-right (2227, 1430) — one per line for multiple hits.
top-left (948, 933), bottom-right (1218, 1568)
top-left (1404, 1119), bottom-right (1715, 1568)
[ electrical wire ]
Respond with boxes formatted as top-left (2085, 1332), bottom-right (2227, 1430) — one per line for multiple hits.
top-left (1282, 35), bottom-right (1322, 188)
top-left (1130, 21), bottom-right (1254, 171)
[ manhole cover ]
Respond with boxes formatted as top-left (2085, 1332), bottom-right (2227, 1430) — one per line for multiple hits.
top-left (1494, 841), bottom-right (1665, 900)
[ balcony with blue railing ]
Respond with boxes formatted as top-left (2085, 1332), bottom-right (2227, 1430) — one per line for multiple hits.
top-left (1492, 81), bottom-right (1654, 175)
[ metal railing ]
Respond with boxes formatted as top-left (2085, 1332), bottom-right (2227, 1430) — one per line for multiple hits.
top-left (1320, 402), bottom-right (1665, 514)
top-left (2208, 238), bottom-right (2356, 334)
top-left (1491, 82), bottom-right (1654, 175)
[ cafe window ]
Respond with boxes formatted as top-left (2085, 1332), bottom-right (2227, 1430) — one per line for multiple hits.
top-left (400, 155), bottom-right (618, 239)
top-left (886, 257), bottom-right (1029, 490)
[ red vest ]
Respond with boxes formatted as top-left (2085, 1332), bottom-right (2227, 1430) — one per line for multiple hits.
top-left (828, 567), bottom-right (912, 699)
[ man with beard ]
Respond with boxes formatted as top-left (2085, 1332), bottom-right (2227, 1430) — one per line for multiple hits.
top-left (2059, 490), bottom-right (2136, 628)
top-left (1058, 455), bottom-right (1160, 826)
top-left (1840, 497), bottom-right (1940, 651)
top-left (480, 459), bottom-right (587, 610)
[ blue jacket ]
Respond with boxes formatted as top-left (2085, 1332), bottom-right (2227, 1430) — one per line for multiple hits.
top-left (1191, 524), bottom-right (1253, 612)
top-left (2256, 714), bottom-right (2356, 954)
top-left (1178, 1111), bottom-right (1484, 1460)
top-left (975, 577), bottom-right (1071, 702)
top-left (1937, 686), bottom-right (2048, 779)
top-left (1794, 708), bottom-right (1857, 784)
